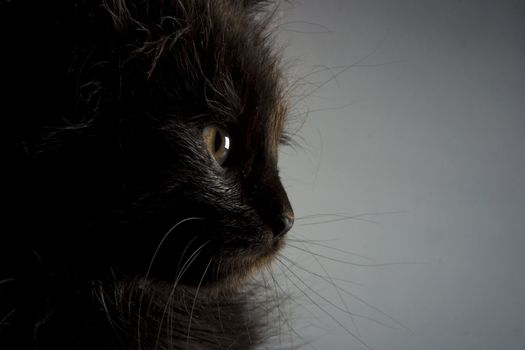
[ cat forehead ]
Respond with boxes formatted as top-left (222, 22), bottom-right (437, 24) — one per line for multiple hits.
top-left (201, 2), bottom-right (286, 154)
top-left (155, 1), bottom-right (286, 145)
top-left (108, 0), bottom-right (287, 151)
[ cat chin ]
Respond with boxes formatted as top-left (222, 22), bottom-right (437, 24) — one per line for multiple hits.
top-left (208, 236), bottom-right (286, 290)
top-left (160, 232), bottom-right (286, 291)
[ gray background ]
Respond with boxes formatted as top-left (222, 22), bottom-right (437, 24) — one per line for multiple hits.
top-left (274, 1), bottom-right (525, 349)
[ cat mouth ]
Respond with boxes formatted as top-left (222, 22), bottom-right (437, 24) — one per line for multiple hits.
top-left (162, 228), bottom-right (286, 289)
top-left (137, 222), bottom-right (286, 290)
top-left (205, 233), bottom-right (286, 288)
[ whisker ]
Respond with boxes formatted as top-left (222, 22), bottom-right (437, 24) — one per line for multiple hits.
top-left (175, 240), bottom-right (211, 283)
top-left (278, 256), bottom-right (362, 327)
top-left (275, 258), bottom-right (374, 350)
top-left (185, 258), bottom-right (213, 350)
top-left (263, 265), bottom-right (317, 350)
top-left (287, 238), bottom-right (375, 262)
top-left (1, 306), bottom-right (18, 325)
top-left (294, 211), bottom-right (406, 227)
top-left (137, 216), bottom-right (204, 350)
top-left (283, 249), bottom-right (406, 333)
top-left (317, 272), bottom-right (415, 335)
top-left (286, 243), bottom-right (421, 267)
top-left (284, 246), bottom-right (413, 334)
top-left (176, 235), bottom-right (201, 274)
top-left (279, 255), bottom-right (359, 288)
top-left (0, 278), bottom-right (18, 286)
top-left (145, 217), bottom-right (205, 278)
top-left (154, 241), bottom-right (210, 350)
top-left (295, 212), bottom-right (405, 221)
top-left (96, 283), bottom-right (124, 339)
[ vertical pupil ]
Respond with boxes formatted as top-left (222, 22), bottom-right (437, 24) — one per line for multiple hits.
top-left (214, 130), bottom-right (222, 152)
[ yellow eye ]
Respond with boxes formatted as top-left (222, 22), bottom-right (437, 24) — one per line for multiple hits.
top-left (202, 125), bottom-right (231, 166)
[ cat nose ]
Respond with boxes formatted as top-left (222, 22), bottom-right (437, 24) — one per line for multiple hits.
top-left (272, 212), bottom-right (294, 237)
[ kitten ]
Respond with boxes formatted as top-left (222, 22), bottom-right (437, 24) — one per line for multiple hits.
top-left (0, 0), bottom-right (294, 349)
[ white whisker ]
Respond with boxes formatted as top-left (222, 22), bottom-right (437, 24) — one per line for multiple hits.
top-left (185, 258), bottom-right (213, 350)
top-left (138, 216), bottom-right (204, 350)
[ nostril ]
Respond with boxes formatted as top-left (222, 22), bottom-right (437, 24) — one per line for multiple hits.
top-left (273, 213), bottom-right (294, 237)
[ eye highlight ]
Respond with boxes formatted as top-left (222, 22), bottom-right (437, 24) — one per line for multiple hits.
top-left (202, 125), bottom-right (231, 166)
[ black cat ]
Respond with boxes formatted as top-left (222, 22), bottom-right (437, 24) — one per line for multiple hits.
top-left (0, 0), bottom-right (293, 349)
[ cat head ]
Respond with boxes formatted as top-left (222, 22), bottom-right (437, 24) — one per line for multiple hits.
top-left (4, 0), bottom-right (293, 288)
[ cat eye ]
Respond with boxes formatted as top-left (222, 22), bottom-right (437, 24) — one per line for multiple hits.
top-left (202, 125), bottom-right (231, 166)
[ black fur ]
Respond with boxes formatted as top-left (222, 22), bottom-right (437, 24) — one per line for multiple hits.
top-left (0, 1), bottom-right (293, 349)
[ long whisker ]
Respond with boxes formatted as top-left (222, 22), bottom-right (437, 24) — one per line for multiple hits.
top-left (278, 255), bottom-right (358, 288)
top-left (282, 254), bottom-right (351, 312)
top-left (295, 212), bottom-right (405, 221)
top-left (322, 275), bottom-right (415, 335)
top-left (176, 235), bottom-right (201, 274)
top-left (145, 217), bottom-right (205, 278)
top-left (275, 258), bottom-right (374, 350)
top-left (280, 258), bottom-right (400, 332)
top-left (0, 278), bottom-right (18, 286)
top-left (294, 211), bottom-right (406, 227)
top-left (278, 256), bottom-right (361, 324)
top-left (286, 243), bottom-right (421, 267)
top-left (175, 240), bottom-right (211, 284)
top-left (287, 238), bottom-right (375, 262)
top-left (97, 284), bottom-right (124, 339)
top-left (185, 258), bottom-right (213, 350)
top-left (154, 240), bottom-right (210, 350)
top-left (1, 306), bottom-right (18, 325)
top-left (283, 251), bottom-right (414, 334)
top-left (263, 265), bottom-right (316, 350)
top-left (137, 216), bottom-right (204, 350)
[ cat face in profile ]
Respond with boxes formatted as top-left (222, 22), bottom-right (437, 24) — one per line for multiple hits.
top-left (3, 0), bottom-right (292, 283)
top-left (1, 0), bottom-right (293, 348)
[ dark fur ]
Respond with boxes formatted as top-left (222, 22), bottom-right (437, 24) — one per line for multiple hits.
top-left (0, 0), bottom-right (293, 349)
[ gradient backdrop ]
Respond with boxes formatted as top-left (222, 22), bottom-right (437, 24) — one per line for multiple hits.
top-left (275, 1), bottom-right (525, 349)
